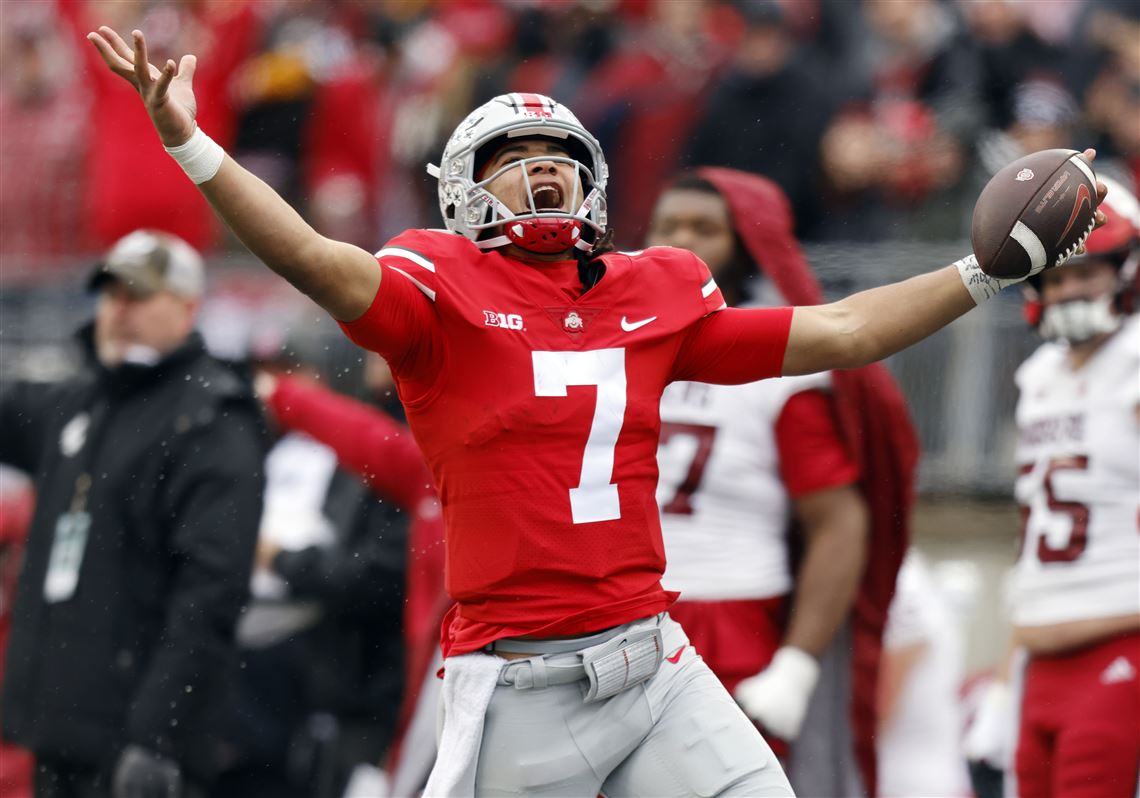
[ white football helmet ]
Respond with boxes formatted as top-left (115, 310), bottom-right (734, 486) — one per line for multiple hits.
top-left (428, 93), bottom-right (609, 254)
top-left (1024, 176), bottom-right (1140, 342)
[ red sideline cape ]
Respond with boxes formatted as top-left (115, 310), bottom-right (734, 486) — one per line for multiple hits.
top-left (699, 167), bottom-right (920, 797)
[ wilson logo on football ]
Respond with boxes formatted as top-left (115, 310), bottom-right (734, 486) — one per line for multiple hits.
top-left (484, 310), bottom-right (524, 330)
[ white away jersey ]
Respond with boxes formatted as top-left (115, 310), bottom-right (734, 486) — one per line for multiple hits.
top-left (656, 371), bottom-right (831, 600)
top-left (878, 551), bottom-right (970, 798)
top-left (1010, 315), bottom-right (1140, 626)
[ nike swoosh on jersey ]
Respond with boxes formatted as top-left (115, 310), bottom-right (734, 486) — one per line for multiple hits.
top-left (665, 645), bottom-right (686, 664)
top-left (621, 315), bottom-right (658, 332)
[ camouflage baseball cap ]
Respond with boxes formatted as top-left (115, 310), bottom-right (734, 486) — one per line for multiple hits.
top-left (88, 230), bottom-right (205, 298)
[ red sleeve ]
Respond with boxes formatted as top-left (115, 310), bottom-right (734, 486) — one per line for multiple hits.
top-left (774, 389), bottom-right (860, 497)
top-left (671, 306), bottom-right (793, 384)
top-left (270, 376), bottom-right (435, 509)
top-left (338, 262), bottom-right (443, 399)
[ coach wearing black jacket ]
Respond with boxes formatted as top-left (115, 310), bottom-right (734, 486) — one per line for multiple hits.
top-left (0, 231), bottom-right (265, 798)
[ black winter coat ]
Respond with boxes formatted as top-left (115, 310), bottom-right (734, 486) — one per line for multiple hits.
top-left (0, 330), bottom-right (266, 780)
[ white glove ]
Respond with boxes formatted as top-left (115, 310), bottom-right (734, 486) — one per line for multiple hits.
top-left (963, 680), bottom-right (1014, 769)
top-left (733, 646), bottom-right (820, 741)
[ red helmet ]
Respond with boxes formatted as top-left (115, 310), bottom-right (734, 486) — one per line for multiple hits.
top-left (1023, 177), bottom-right (1140, 327)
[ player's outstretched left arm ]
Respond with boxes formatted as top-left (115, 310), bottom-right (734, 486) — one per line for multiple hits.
top-left (87, 27), bottom-right (379, 322)
top-left (781, 160), bottom-right (1108, 377)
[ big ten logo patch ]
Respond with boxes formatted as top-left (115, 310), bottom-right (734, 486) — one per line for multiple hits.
top-left (484, 310), bottom-right (524, 330)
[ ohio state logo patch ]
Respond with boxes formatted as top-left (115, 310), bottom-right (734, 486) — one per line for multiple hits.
top-left (545, 307), bottom-right (602, 338)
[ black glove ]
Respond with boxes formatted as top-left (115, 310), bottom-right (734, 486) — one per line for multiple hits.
top-left (112, 745), bottom-right (182, 798)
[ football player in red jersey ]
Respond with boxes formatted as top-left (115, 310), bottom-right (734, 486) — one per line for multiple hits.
top-left (87, 26), bottom-right (1107, 797)
top-left (965, 183), bottom-right (1140, 798)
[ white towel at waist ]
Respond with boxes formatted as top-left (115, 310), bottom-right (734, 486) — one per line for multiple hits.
top-left (423, 652), bottom-right (505, 798)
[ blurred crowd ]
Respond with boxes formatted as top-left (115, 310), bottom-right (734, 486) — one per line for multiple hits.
top-left (2, 0), bottom-right (1139, 267)
top-left (1, 2), bottom-right (1139, 797)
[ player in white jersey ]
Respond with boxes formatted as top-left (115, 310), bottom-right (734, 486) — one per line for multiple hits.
top-left (968, 185), bottom-right (1140, 798)
top-left (648, 169), bottom-right (920, 796)
top-left (876, 550), bottom-right (971, 798)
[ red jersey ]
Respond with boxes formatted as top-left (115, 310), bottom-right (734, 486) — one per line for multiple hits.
top-left (340, 229), bottom-right (792, 656)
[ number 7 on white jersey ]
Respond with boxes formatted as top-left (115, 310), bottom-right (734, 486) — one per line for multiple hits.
top-left (533, 348), bottom-right (626, 524)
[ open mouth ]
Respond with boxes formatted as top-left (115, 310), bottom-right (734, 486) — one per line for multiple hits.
top-left (533, 185), bottom-right (563, 212)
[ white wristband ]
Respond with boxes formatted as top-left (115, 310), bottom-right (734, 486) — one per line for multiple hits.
top-left (164, 126), bottom-right (225, 185)
top-left (955, 254), bottom-right (1021, 305)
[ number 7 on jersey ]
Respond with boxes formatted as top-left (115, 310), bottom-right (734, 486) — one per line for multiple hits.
top-left (533, 349), bottom-right (627, 524)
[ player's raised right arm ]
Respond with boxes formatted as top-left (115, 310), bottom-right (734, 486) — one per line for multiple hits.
top-left (87, 27), bottom-right (379, 322)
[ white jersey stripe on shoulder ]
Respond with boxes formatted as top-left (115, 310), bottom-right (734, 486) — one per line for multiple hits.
top-left (388, 266), bottom-right (437, 302)
top-left (1010, 221), bottom-right (1048, 274)
top-left (1068, 154), bottom-right (1096, 188)
top-left (376, 247), bottom-right (436, 273)
top-left (701, 277), bottom-right (718, 298)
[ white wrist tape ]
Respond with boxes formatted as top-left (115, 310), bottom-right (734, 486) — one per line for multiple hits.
top-left (164, 127), bottom-right (225, 185)
top-left (955, 254), bottom-right (1021, 305)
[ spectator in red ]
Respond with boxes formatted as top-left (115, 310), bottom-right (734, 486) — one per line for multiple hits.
top-left (1072, 1), bottom-right (1140, 188)
top-left (960, 0), bottom-right (1065, 131)
top-left (302, 0), bottom-right (514, 246)
top-left (683, 1), bottom-right (836, 239)
top-left (59, 0), bottom-right (260, 252)
top-left (472, 1), bottom-right (618, 109)
top-left (818, 0), bottom-right (983, 241)
top-left (301, 40), bottom-right (397, 248)
top-left (0, 470), bottom-right (34, 798)
top-left (255, 360), bottom-right (446, 795)
top-left (576, 0), bottom-right (737, 246)
top-left (0, 5), bottom-right (88, 262)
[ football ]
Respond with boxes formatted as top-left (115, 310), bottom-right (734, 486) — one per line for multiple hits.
top-left (971, 149), bottom-right (1099, 279)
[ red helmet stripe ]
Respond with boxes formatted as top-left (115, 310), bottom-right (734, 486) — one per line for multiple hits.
top-left (515, 92), bottom-right (554, 118)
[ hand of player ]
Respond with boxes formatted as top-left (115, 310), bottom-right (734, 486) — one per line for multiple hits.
top-left (87, 27), bottom-right (198, 148)
top-left (733, 646), bottom-right (820, 742)
top-left (963, 680), bottom-right (1014, 770)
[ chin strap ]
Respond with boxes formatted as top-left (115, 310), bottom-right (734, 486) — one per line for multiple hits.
top-left (475, 188), bottom-right (600, 254)
top-left (505, 217), bottom-right (585, 253)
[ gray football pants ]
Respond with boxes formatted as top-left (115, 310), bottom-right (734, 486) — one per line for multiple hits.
top-left (447, 613), bottom-right (795, 797)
